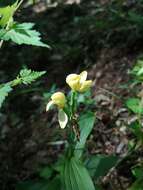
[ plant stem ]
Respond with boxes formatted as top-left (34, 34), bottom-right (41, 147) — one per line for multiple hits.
top-left (0, 0), bottom-right (24, 49)
top-left (15, 0), bottom-right (24, 11)
top-left (70, 91), bottom-right (76, 116)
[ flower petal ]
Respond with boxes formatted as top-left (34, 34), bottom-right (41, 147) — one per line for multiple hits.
top-left (66, 74), bottom-right (80, 84)
top-left (58, 109), bottom-right (68, 129)
top-left (80, 71), bottom-right (87, 84)
top-left (46, 101), bottom-right (54, 111)
top-left (79, 80), bottom-right (92, 92)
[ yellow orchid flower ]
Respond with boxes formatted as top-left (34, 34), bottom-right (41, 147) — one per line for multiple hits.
top-left (46, 92), bottom-right (68, 129)
top-left (46, 92), bottom-right (66, 111)
top-left (66, 71), bottom-right (92, 92)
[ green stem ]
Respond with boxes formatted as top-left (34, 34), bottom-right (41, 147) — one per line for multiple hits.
top-left (0, 0), bottom-right (24, 49)
top-left (70, 91), bottom-right (78, 117)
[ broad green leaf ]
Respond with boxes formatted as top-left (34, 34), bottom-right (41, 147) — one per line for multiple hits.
top-left (0, 22), bottom-right (50, 47)
top-left (85, 154), bottom-right (118, 179)
top-left (0, 1), bottom-right (17, 27)
top-left (16, 177), bottom-right (61, 190)
top-left (137, 67), bottom-right (143, 76)
top-left (61, 157), bottom-right (95, 190)
top-left (0, 83), bottom-right (12, 108)
top-left (58, 109), bottom-right (68, 129)
top-left (126, 98), bottom-right (143, 114)
top-left (74, 112), bottom-right (96, 158)
top-left (128, 179), bottom-right (143, 190)
top-left (129, 122), bottom-right (143, 143)
top-left (132, 167), bottom-right (143, 179)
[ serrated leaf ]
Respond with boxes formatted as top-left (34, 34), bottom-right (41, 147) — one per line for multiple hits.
top-left (0, 1), bottom-right (17, 27)
top-left (19, 69), bottom-right (46, 85)
top-left (0, 83), bottom-right (12, 108)
top-left (0, 22), bottom-right (50, 47)
top-left (126, 98), bottom-right (143, 114)
top-left (85, 154), bottom-right (118, 179)
top-left (61, 157), bottom-right (95, 190)
top-left (74, 112), bottom-right (96, 158)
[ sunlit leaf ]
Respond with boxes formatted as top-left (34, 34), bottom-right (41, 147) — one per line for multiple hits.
top-left (0, 22), bottom-right (50, 47)
top-left (0, 83), bottom-right (12, 108)
top-left (0, 1), bottom-right (17, 27)
top-left (126, 98), bottom-right (143, 114)
top-left (19, 69), bottom-right (46, 85)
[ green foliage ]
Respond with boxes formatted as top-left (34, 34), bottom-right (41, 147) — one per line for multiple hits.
top-left (0, 83), bottom-right (12, 108)
top-left (131, 60), bottom-right (143, 81)
top-left (74, 111), bottom-right (96, 159)
top-left (126, 98), bottom-right (143, 114)
top-left (0, 1), bottom-right (49, 47)
top-left (0, 1), bottom-right (17, 27)
top-left (77, 90), bottom-right (95, 106)
top-left (39, 166), bottom-right (53, 180)
top-left (61, 156), bottom-right (95, 190)
top-left (85, 154), bottom-right (118, 180)
top-left (129, 122), bottom-right (143, 143)
top-left (18, 69), bottom-right (46, 85)
top-left (0, 22), bottom-right (50, 47)
top-left (16, 177), bottom-right (61, 190)
top-left (128, 166), bottom-right (143, 190)
top-left (0, 69), bottom-right (46, 108)
top-left (129, 179), bottom-right (143, 190)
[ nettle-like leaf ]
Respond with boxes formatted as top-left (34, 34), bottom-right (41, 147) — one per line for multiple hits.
top-left (0, 83), bottom-right (12, 108)
top-left (0, 1), bottom-right (17, 27)
top-left (61, 157), bottom-right (95, 190)
top-left (74, 111), bottom-right (96, 158)
top-left (0, 69), bottom-right (46, 109)
top-left (19, 69), bottom-right (46, 85)
top-left (126, 98), bottom-right (143, 114)
top-left (0, 22), bottom-right (50, 47)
